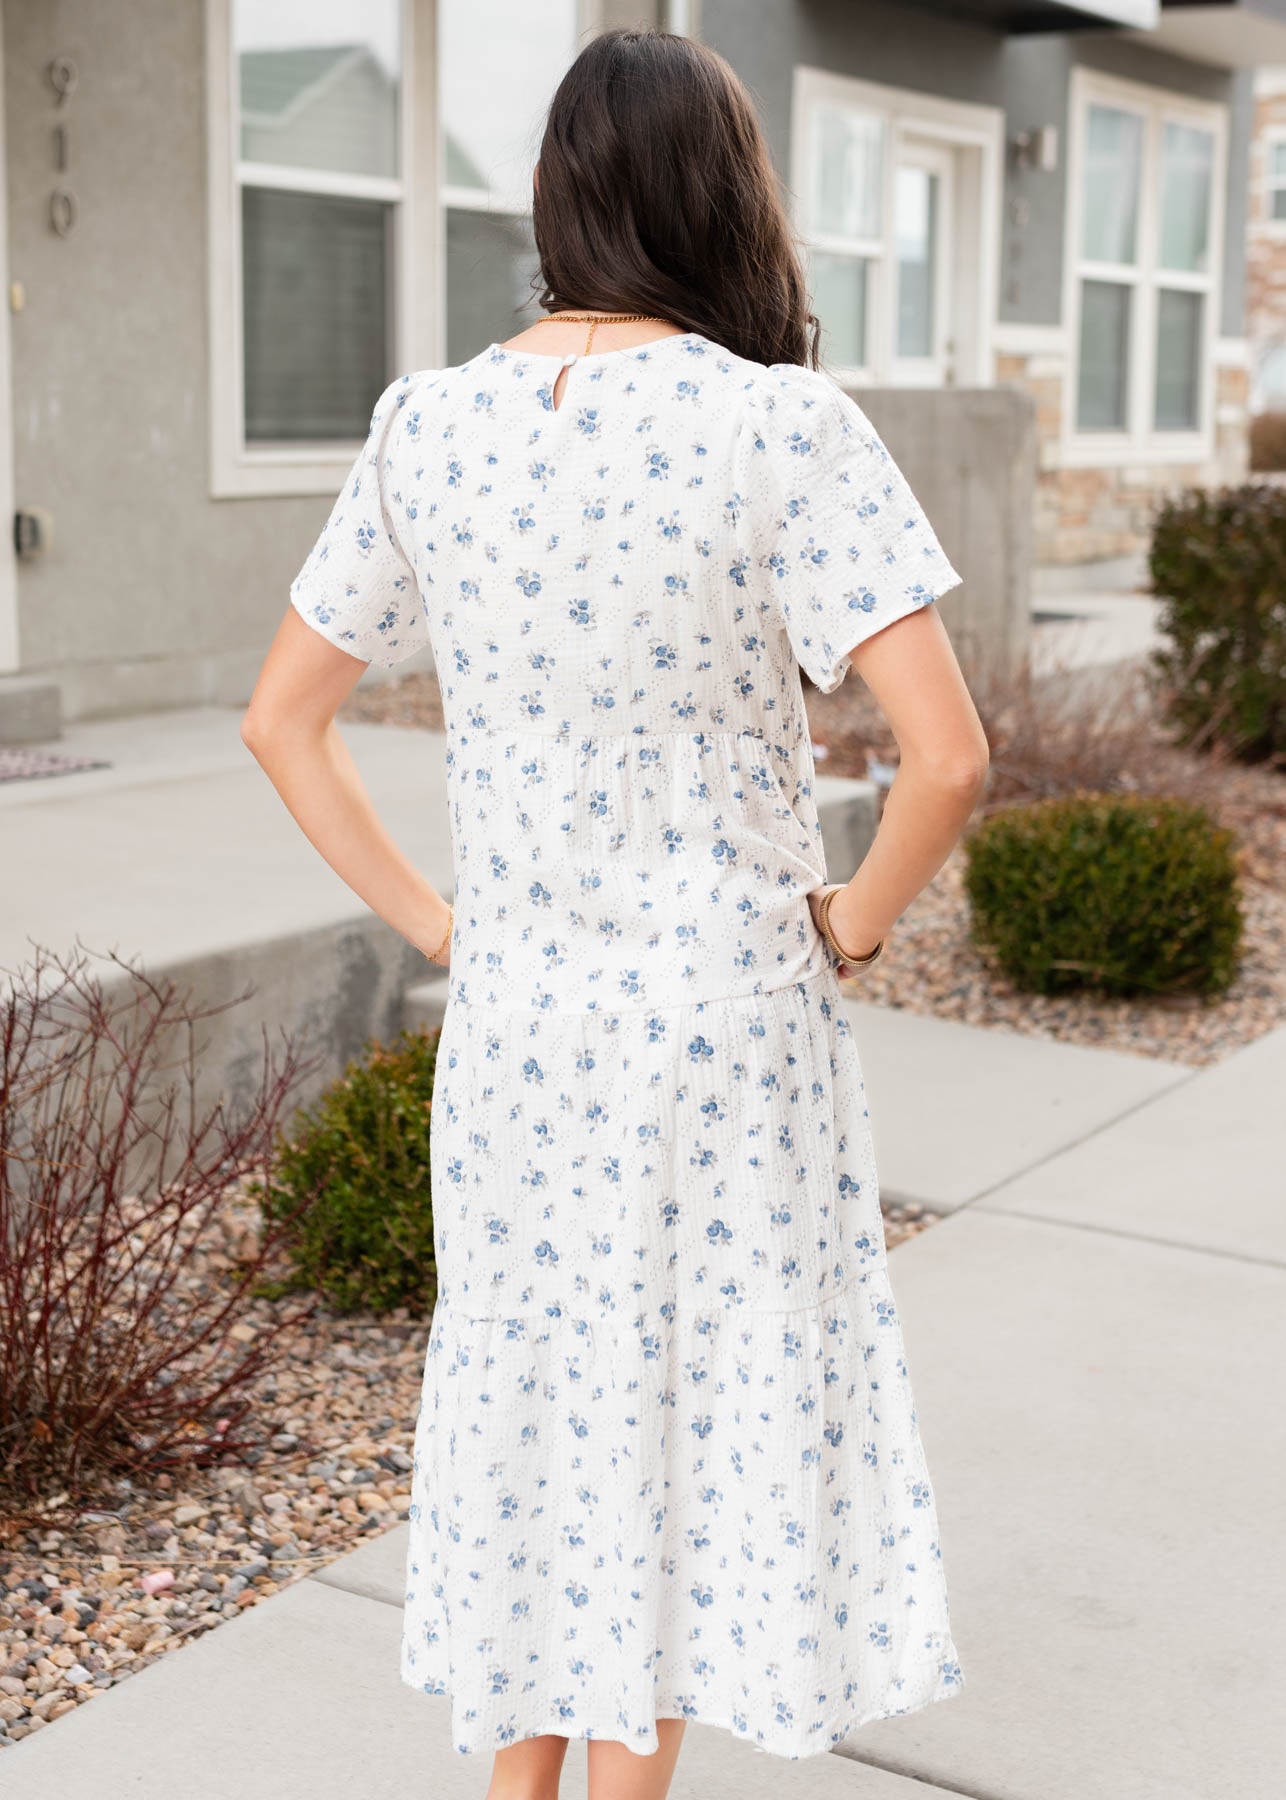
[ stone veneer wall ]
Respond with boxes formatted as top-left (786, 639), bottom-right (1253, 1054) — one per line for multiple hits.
top-left (1247, 83), bottom-right (1286, 414)
top-left (994, 349), bottom-right (1250, 567)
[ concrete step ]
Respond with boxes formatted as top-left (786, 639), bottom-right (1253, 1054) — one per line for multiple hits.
top-left (404, 973), bottom-right (448, 1036)
top-left (814, 769), bottom-right (878, 877)
top-left (0, 675), bottom-right (62, 744)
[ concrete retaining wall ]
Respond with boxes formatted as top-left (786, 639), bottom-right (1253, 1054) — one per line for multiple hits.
top-left (856, 384), bottom-right (1036, 682)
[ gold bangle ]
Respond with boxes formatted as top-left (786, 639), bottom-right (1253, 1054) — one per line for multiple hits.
top-left (818, 886), bottom-right (885, 968)
top-left (428, 902), bottom-right (453, 963)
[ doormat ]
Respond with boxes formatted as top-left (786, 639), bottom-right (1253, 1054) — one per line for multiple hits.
top-left (0, 747), bottom-right (112, 784)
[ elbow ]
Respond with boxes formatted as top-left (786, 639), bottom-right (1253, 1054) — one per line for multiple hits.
top-left (955, 740), bottom-right (990, 801)
top-left (947, 719), bottom-right (991, 799)
top-left (240, 706), bottom-right (275, 761)
top-left (914, 740), bottom-right (990, 805)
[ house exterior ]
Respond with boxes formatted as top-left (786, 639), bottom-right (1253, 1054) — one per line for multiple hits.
top-left (0, 0), bottom-right (1279, 730)
top-left (1245, 63), bottom-right (1286, 413)
top-left (698, 0), bottom-right (1266, 566)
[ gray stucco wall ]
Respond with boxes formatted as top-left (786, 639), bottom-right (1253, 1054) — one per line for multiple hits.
top-left (3, 0), bottom-right (365, 716)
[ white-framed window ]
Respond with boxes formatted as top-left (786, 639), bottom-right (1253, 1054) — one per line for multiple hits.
top-left (440, 0), bottom-right (594, 366)
top-left (1263, 129), bottom-right (1286, 226)
top-left (790, 68), bottom-right (1003, 389)
top-left (1065, 69), bottom-right (1226, 465)
top-left (207, 0), bottom-right (435, 499)
top-left (207, 0), bottom-right (596, 499)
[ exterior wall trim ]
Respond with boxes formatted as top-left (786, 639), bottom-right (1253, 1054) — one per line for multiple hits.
top-left (992, 323), bottom-right (1070, 357)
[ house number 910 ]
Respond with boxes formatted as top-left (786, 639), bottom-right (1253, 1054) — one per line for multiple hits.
top-left (48, 54), bottom-right (78, 238)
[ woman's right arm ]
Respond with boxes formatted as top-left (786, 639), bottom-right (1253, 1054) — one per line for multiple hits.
top-left (810, 603), bottom-right (989, 966)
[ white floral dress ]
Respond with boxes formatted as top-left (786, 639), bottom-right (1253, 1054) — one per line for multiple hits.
top-left (290, 331), bottom-right (966, 1760)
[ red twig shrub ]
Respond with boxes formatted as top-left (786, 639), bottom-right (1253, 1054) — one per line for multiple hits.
top-left (0, 944), bottom-right (321, 1512)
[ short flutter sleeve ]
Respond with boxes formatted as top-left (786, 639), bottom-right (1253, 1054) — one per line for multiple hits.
top-left (289, 373), bottom-right (430, 669)
top-left (738, 364), bottom-right (962, 694)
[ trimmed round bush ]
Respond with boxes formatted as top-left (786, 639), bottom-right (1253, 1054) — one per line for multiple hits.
top-left (1150, 483), bottom-right (1286, 762)
top-left (963, 793), bottom-right (1243, 999)
top-left (255, 1027), bottom-right (440, 1315)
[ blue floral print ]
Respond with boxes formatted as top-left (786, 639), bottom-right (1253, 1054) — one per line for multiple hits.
top-left (289, 332), bottom-right (965, 1760)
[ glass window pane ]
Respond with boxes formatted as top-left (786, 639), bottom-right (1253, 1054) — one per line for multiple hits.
top-left (810, 251), bottom-right (869, 369)
top-left (1272, 140), bottom-right (1286, 180)
top-left (896, 166), bottom-right (938, 359)
top-left (1077, 279), bottom-right (1132, 431)
top-left (1082, 104), bottom-right (1143, 266)
top-left (1273, 185), bottom-right (1286, 223)
top-left (236, 1), bottom-right (401, 180)
top-left (810, 106), bottom-right (883, 243)
top-left (242, 187), bottom-right (391, 442)
top-left (1154, 288), bottom-right (1203, 431)
top-left (442, 0), bottom-right (579, 207)
top-left (446, 208), bottom-right (543, 365)
top-left (1159, 121), bottom-right (1213, 272)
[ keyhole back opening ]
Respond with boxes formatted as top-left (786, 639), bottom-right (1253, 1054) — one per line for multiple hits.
top-left (551, 358), bottom-right (575, 413)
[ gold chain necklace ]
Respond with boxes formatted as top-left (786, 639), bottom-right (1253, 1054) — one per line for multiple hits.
top-left (533, 310), bottom-right (675, 355)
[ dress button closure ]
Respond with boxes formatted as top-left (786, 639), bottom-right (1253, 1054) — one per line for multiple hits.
top-left (563, 353), bottom-right (577, 366)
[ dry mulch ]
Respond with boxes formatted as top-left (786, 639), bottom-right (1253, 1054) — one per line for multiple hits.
top-left (0, 1191), bottom-right (937, 1746)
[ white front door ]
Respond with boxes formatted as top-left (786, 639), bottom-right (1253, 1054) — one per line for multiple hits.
top-left (791, 69), bottom-right (1004, 391)
top-left (890, 138), bottom-right (954, 387)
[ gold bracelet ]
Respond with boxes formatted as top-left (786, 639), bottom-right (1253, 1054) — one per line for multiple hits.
top-left (428, 902), bottom-right (453, 963)
top-left (817, 886), bottom-right (885, 968)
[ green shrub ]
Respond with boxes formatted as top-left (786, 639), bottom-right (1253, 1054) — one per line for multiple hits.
top-left (963, 793), bottom-right (1243, 998)
top-left (1149, 484), bottom-right (1286, 762)
top-left (254, 1027), bottom-right (440, 1315)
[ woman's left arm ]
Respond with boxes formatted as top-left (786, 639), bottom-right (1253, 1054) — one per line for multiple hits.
top-left (241, 606), bottom-right (452, 966)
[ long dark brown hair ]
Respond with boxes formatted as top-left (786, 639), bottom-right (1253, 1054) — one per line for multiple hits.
top-left (531, 29), bottom-right (821, 370)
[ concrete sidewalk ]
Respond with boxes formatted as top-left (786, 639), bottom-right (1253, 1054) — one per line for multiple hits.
top-left (7, 1001), bottom-right (1283, 1796)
